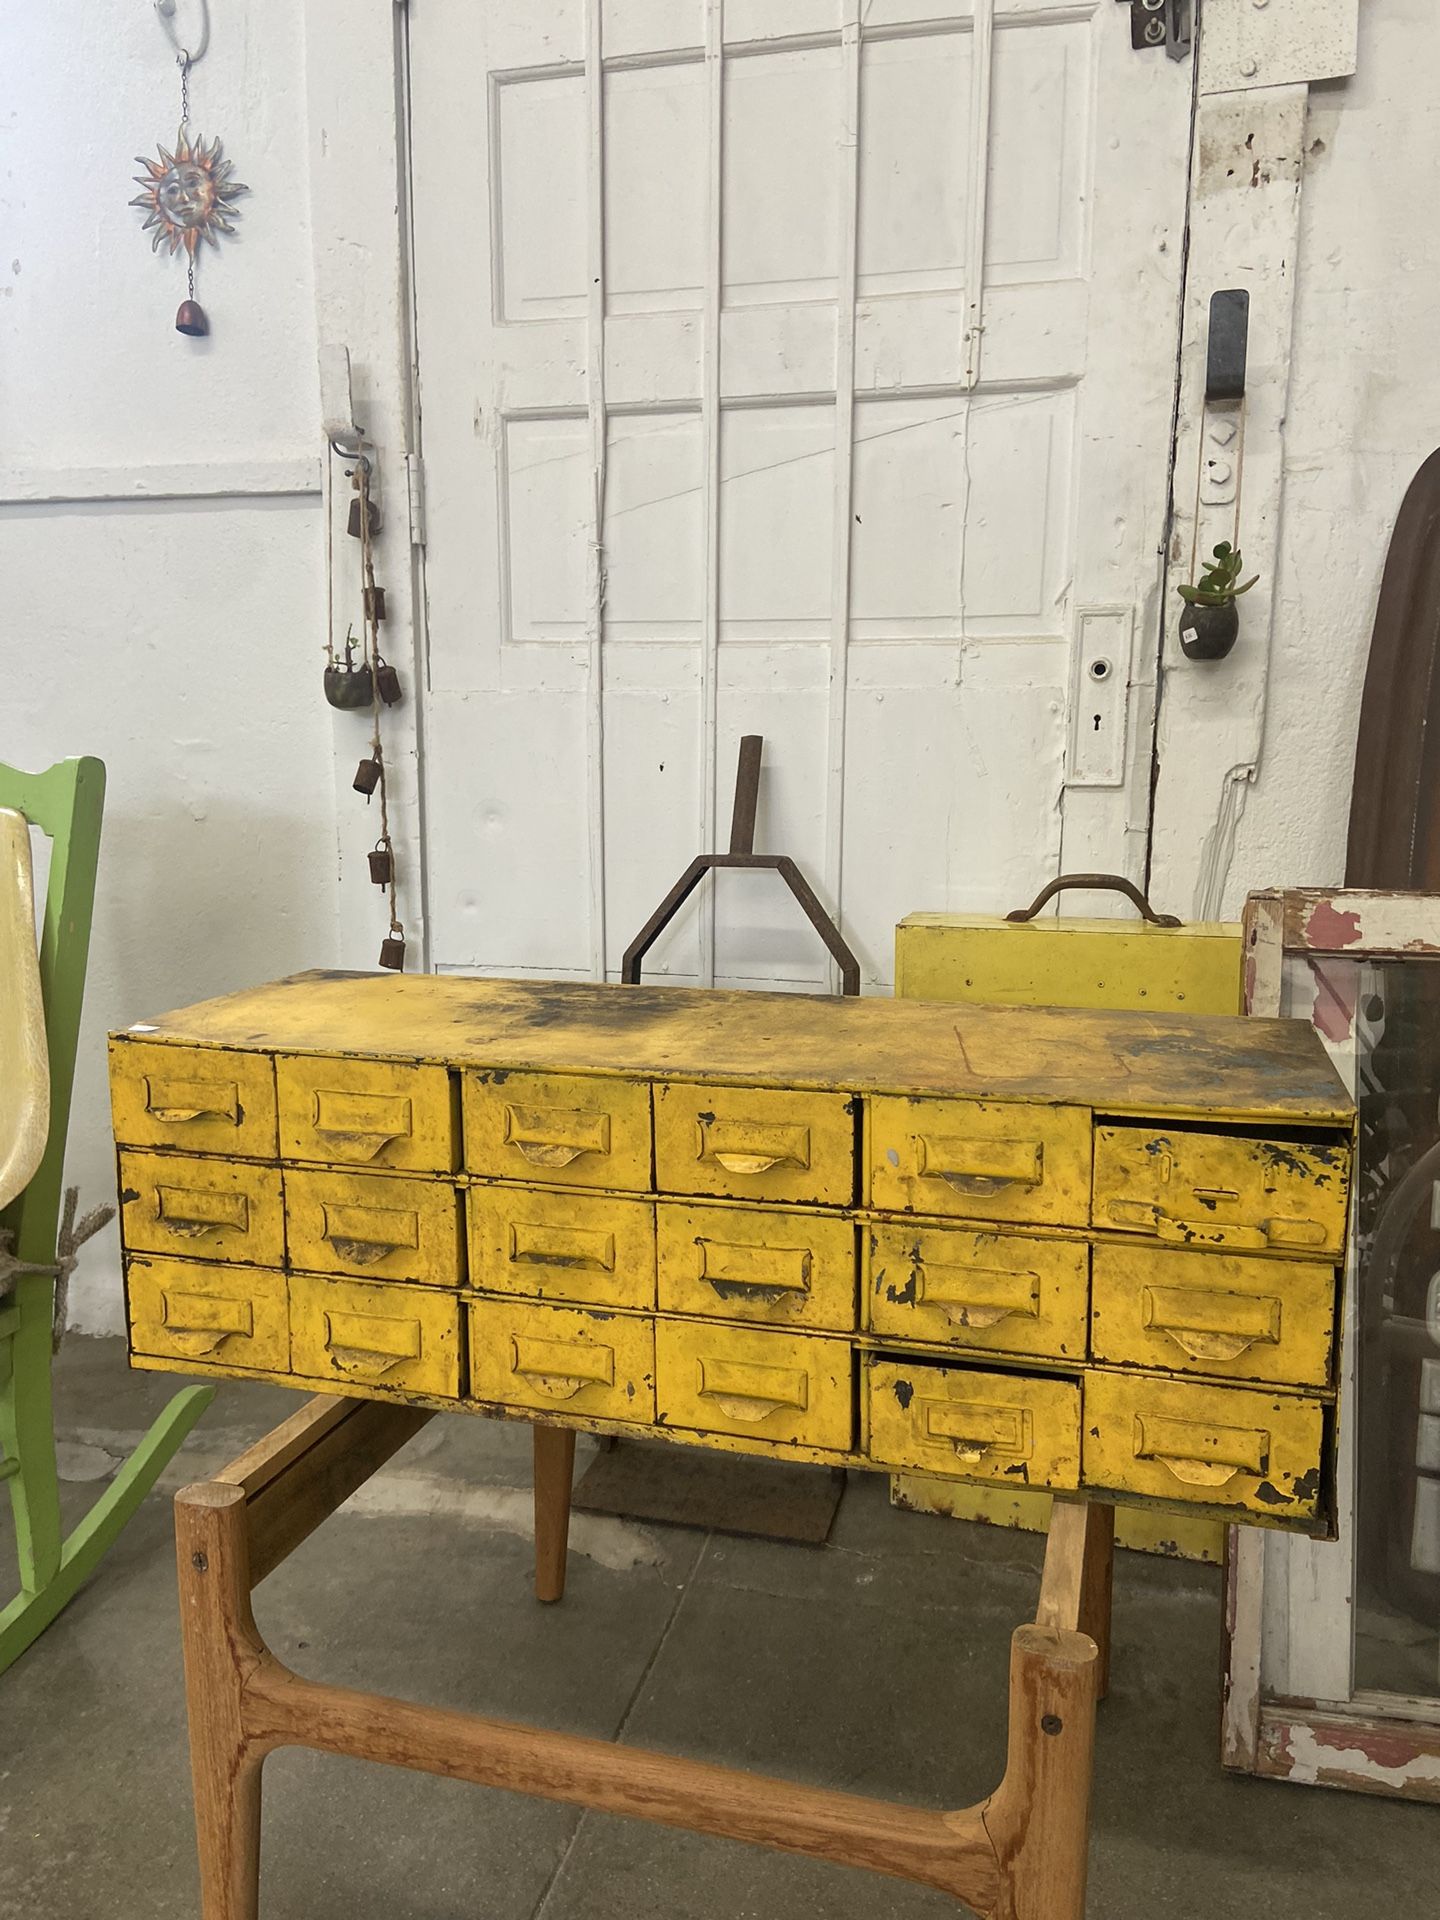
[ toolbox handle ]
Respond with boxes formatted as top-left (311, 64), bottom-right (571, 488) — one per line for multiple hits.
top-left (1006, 873), bottom-right (1181, 927)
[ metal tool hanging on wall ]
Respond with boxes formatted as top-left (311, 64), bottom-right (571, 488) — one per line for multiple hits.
top-left (1116, 0), bottom-right (1191, 57)
top-left (1176, 289), bottom-right (1256, 662)
top-left (131, 1), bottom-right (248, 337)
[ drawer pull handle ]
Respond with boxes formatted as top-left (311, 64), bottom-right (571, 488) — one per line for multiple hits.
top-left (324, 1310), bottom-right (420, 1378)
top-left (321, 1203), bottom-right (420, 1268)
top-left (505, 1105), bottom-right (611, 1170)
top-left (697, 1357), bottom-right (808, 1422)
top-left (916, 1263), bottom-right (1040, 1329)
top-left (1142, 1285), bottom-right (1280, 1364)
top-left (697, 1119), bottom-right (811, 1179)
top-left (924, 1400), bottom-right (1031, 1462)
top-left (696, 1238), bottom-right (811, 1302)
top-left (160, 1290), bottom-right (253, 1354)
top-left (154, 1187), bottom-right (249, 1239)
top-left (144, 1077), bottom-right (240, 1126)
top-left (311, 1090), bottom-right (414, 1160)
top-left (1133, 1412), bottom-right (1266, 1488)
top-left (510, 1223), bottom-right (617, 1274)
top-left (510, 1335), bottom-right (614, 1401)
top-left (915, 1137), bottom-right (1042, 1196)
top-left (1107, 1199), bottom-right (1328, 1252)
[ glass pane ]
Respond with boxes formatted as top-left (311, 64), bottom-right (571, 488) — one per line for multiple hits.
top-left (1350, 955), bottom-right (1440, 1699)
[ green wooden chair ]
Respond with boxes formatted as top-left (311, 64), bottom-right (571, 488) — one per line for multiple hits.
top-left (0, 756), bottom-right (213, 1673)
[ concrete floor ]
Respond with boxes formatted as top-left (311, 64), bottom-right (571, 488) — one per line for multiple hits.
top-left (3, 1340), bottom-right (1437, 1920)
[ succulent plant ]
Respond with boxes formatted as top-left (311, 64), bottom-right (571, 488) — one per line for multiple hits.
top-left (1176, 541), bottom-right (1259, 606)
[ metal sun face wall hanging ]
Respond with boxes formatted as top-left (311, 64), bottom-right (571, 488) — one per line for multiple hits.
top-left (131, 1), bottom-right (247, 337)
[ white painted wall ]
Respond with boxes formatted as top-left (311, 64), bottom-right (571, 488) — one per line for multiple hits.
top-left (1, 0), bottom-right (340, 1332)
top-left (4, 0), bottom-right (1438, 1332)
top-left (1226, 0), bottom-right (1440, 896)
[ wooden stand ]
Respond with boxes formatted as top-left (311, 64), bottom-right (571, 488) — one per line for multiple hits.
top-left (175, 1398), bottom-right (1113, 1920)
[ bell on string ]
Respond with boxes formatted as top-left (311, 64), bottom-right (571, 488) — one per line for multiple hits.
top-left (175, 299), bottom-right (209, 337)
top-left (347, 493), bottom-right (382, 539)
top-left (368, 842), bottom-right (394, 886)
top-left (353, 755), bottom-right (382, 796)
top-left (375, 657), bottom-right (403, 705)
top-left (364, 587), bottom-right (387, 623)
top-left (379, 932), bottom-right (406, 971)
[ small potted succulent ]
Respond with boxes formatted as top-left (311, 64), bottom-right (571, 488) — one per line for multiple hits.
top-left (1176, 541), bottom-right (1258, 661)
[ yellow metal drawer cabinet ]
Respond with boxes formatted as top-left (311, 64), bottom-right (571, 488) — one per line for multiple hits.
top-left (285, 1168), bottom-right (464, 1288)
top-left (277, 1055), bottom-right (458, 1172)
top-left (867, 1358), bottom-right (1081, 1489)
top-left (289, 1272), bottom-right (461, 1399)
top-left (655, 1321), bottom-right (853, 1452)
top-left (1092, 1123), bottom-right (1350, 1256)
top-left (1082, 1371), bottom-right (1325, 1522)
top-left (866, 1224), bottom-right (1088, 1361)
top-left (464, 1070), bottom-right (652, 1192)
top-left (111, 972), bottom-right (1356, 1536)
top-left (118, 1151), bottom-right (285, 1269)
top-left (868, 1098), bottom-right (1091, 1227)
top-left (109, 1038), bottom-right (278, 1160)
top-left (654, 1083), bottom-right (855, 1208)
top-left (469, 1299), bottom-right (656, 1422)
top-left (127, 1257), bottom-right (289, 1371)
top-left (469, 1186), bottom-right (656, 1310)
top-left (1090, 1244), bottom-right (1335, 1389)
top-left (657, 1202), bottom-right (856, 1331)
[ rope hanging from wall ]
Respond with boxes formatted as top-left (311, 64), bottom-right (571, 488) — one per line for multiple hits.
top-left (342, 459), bottom-right (407, 970)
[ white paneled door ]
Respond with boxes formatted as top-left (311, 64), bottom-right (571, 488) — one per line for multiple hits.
top-left (409, 0), bottom-right (1193, 990)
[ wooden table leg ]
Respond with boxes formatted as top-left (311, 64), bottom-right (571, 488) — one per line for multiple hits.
top-left (176, 1485), bottom-right (266, 1920)
top-left (171, 1399), bottom-right (1110, 1920)
top-left (532, 1423), bottom-right (576, 1604)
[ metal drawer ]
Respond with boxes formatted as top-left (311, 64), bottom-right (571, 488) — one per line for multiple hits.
top-left (654, 1320), bottom-right (853, 1451)
top-left (284, 1168), bottom-right (463, 1287)
top-left (653, 1082), bottom-right (856, 1208)
top-left (276, 1055), bottom-right (458, 1172)
top-left (866, 1223), bottom-right (1088, 1361)
top-left (126, 1256), bottom-right (289, 1371)
top-left (868, 1097), bottom-right (1091, 1227)
top-left (468, 1298), bottom-right (655, 1422)
top-left (657, 1202), bottom-right (856, 1331)
top-left (464, 1070), bottom-right (652, 1192)
top-left (867, 1358), bottom-right (1081, 1489)
top-left (289, 1272), bottom-right (461, 1398)
top-left (468, 1185), bottom-right (655, 1309)
top-left (118, 1150), bottom-right (284, 1269)
top-left (109, 1038), bottom-right (277, 1160)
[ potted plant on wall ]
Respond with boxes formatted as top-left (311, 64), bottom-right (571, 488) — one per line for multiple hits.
top-left (1176, 541), bottom-right (1258, 661)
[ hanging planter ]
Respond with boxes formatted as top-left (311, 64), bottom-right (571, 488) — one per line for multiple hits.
top-left (1176, 541), bottom-right (1257, 663)
top-left (324, 629), bottom-right (373, 709)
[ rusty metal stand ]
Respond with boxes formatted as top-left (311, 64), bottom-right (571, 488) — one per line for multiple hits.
top-left (175, 1395), bottom-right (1111, 1920)
top-left (621, 735), bottom-right (862, 995)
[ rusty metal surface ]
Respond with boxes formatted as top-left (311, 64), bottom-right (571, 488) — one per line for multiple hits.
top-left (1346, 447), bottom-right (1440, 888)
top-left (620, 736), bottom-right (863, 995)
top-left (1006, 873), bottom-right (1181, 927)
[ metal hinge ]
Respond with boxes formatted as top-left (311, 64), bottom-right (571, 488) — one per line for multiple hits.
top-left (406, 453), bottom-right (427, 550)
top-left (1118, 0), bottom-right (1191, 59)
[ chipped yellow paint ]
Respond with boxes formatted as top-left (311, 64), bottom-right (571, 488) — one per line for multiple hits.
top-left (285, 1167), bottom-right (464, 1289)
top-left (118, 1150), bottom-right (284, 1269)
top-left (889, 1475), bottom-right (1226, 1563)
top-left (469, 1297), bottom-right (655, 1422)
top-left (653, 1081), bottom-right (855, 1208)
top-left (126, 1256), bottom-right (290, 1372)
top-left (868, 1096), bottom-right (1092, 1226)
top-left (1091, 1244), bottom-right (1335, 1388)
top-left (112, 971), bottom-right (1354, 1123)
top-left (1083, 1371), bottom-right (1325, 1521)
top-left (108, 971), bottom-right (1356, 1537)
top-left (656, 1201), bottom-right (856, 1331)
top-left (276, 1053), bottom-right (458, 1172)
top-left (464, 1068), bottom-right (652, 1192)
top-left (109, 1036), bottom-right (278, 1160)
top-left (868, 1358), bottom-right (1081, 1489)
top-left (289, 1272), bottom-right (461, 1399)
top-left (468, 1185), bottom-right (656, 1310)
top-left (1092, 1124), bottom-right (1351, 1257)
top-left (896, 913), bottom-right (1243, 1015)
top-left (865, 1223), bottom-right (1088, 1361)
top-left (655, 1319), bottom-right (853, 1452)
